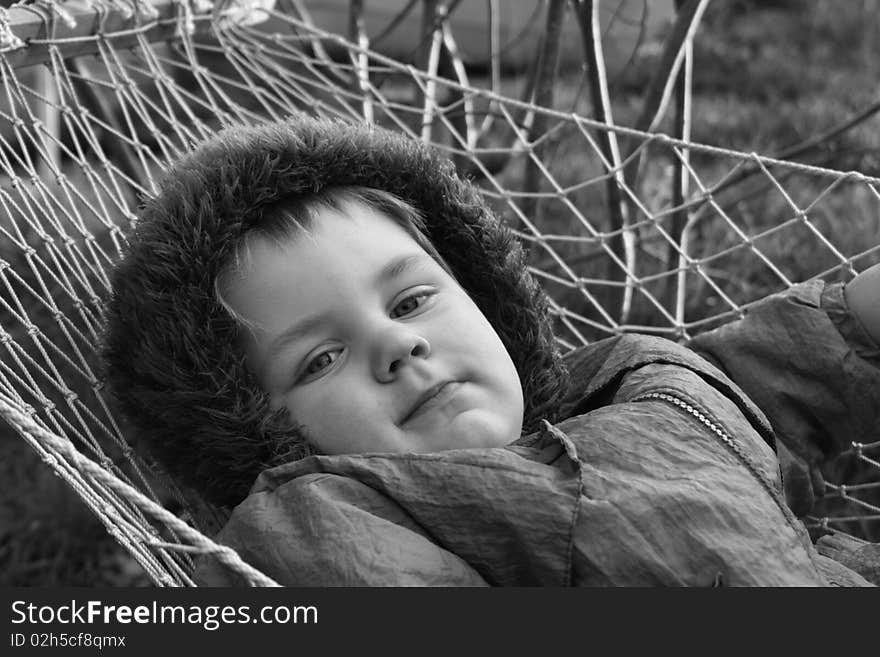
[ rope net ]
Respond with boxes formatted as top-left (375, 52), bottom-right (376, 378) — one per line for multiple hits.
top-left (0, 0), bottom-right (878, 585)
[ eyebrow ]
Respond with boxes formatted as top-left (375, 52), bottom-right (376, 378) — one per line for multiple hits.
top-left (375, 253), bottom-right (432, 287)
top-left (262, 312), bottom-right (332, 374)
top-left (262, 253), bottom-right (433, 368)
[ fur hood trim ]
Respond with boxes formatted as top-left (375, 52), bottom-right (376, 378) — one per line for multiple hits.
top-left (102, 116), bottom-right (567, 507)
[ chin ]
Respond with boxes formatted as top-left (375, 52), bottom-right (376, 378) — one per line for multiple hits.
top-left (447, 410), bottom-right (517, 450)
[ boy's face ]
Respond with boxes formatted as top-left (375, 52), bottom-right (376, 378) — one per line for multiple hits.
top-left (222, 201), bottom-right (524, 456)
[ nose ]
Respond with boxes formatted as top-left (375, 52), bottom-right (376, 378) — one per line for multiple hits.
top-left (371, 324), bottom-right (431, 382)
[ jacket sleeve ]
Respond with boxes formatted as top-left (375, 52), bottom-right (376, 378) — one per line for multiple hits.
top-left (193, 472), bottom-right (489, 587)
top-left (688, 279), bottom-right (880, 514)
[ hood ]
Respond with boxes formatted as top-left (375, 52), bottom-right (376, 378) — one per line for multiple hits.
top-left (102, 116), bottom-right (567, 507)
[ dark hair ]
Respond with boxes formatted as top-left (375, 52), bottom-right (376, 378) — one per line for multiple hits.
top-left (102, 116), bottom-right (568, 508)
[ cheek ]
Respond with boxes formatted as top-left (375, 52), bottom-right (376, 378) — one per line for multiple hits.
top-left (283, 378), bottom-right (401, 456)
top-left (451, 298), bottom-right (519, 373)
top-left (442, 298), bottom-right (524, 408)
top-left (446, 295), bottom-right (499, 344)
top-left (282, 375), bottom-right (383, 435)
top-left (285, 386), bottom-right (347, 431)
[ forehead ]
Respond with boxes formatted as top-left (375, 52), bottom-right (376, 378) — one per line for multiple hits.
top-left (245, 201), bottom-right (430, 286)
top-left (221, 202), bottom-right (434, 334)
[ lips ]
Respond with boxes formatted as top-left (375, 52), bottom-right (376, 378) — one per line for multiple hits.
top-left (400, 381), bottom-right (460, 426)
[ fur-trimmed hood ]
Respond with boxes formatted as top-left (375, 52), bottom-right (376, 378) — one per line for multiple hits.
top-left (102, 116), bottom-right (567, 507)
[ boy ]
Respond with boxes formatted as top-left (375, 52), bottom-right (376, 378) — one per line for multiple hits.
top-left (103, 116), bottom-right (880, 586)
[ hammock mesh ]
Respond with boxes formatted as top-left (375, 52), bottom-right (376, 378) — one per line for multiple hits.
top-left (0, 0), bottom-right (878, 586)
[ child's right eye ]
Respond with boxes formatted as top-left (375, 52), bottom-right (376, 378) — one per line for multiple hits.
top-left (300, 348), bottom-right (341, 381)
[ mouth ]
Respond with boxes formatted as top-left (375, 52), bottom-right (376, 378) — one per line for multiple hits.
top-left (400, 380), bottom-right (460, 426)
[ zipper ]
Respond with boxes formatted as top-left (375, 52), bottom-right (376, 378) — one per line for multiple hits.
top-left (631, 390), bottom-right (793, 522)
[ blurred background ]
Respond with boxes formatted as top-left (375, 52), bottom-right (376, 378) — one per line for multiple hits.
top-left (1, 0), bottom-right (879, 586)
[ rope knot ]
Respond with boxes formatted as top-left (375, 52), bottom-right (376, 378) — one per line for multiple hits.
top-left (0, 7), bottom-right (26, 53)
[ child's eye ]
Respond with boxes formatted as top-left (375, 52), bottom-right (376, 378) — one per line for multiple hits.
top-left (391, 289), bottom-right (435, 318)
top-left (300, 348), bottom-right (341, 380)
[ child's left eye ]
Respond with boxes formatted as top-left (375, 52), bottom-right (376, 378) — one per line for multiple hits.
top-left (391, 290), bottom-right (435, 318)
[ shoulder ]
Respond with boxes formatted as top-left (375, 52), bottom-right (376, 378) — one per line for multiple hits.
top-left (560, 334), bottom-right (773, 441)
top-left (553, 333), bottom-right (783, 500)
top-left (196, 466), bottom-right (489, 586)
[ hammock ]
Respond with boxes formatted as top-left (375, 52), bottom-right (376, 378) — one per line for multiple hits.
top-left (0, 0), bottom-right (878, 586)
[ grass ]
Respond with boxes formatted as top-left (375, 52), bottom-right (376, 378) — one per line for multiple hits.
top-left (0, 428), bottom-right (152, 586)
